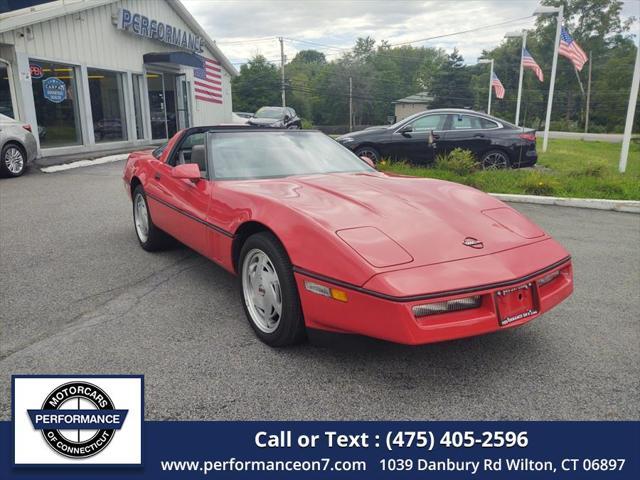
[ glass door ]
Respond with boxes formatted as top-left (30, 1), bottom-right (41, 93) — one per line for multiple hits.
top-left (176, 76), bottom-right (191, 129)
top-left (146, 72), bottom-right (167, 140)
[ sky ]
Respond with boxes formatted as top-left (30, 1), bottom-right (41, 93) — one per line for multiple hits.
top-left (182, 0), bottom-right (640, 69)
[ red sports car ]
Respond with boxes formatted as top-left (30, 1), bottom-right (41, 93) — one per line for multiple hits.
top-left (123, 127), bottom-right (573, 347)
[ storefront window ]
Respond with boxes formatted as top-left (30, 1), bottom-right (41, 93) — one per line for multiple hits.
top-left (0, 64), bottom-right (14, 119)
top-left (88, 68), bottom-right (127, 142)
top-left (30, 60), bottom-right (82, 147)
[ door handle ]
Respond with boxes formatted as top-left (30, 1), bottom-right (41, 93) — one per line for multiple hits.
top-left (154, 172), bottom-right (161, 180)
top-left (473, 133), bottom-right (485, 138)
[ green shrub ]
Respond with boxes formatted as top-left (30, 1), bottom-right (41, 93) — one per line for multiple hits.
top-left (435, 148), bottom-right (478, 176)
top-left (518, 171), bottom-right (559, 196)
top-left (301, 118), bottom-right (314, 129)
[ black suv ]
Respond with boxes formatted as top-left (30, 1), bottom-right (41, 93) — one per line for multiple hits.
top-left (247, 107), bottom-right (302, 129)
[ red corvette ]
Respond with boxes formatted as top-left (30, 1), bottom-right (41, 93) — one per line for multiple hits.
top-left (123, 127), bottom-right (573, 347)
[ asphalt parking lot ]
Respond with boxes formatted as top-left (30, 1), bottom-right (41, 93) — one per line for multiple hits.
top-left (1, 161), bottom-right (638, 420)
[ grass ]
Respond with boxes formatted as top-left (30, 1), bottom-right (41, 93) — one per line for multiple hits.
top-left (378, 139), bottom-right (640, 200)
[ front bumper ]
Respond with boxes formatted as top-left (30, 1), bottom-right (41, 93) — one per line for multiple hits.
top-left (295, 251), bottom-right (573, 345)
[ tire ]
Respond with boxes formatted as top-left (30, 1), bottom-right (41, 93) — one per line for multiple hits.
top-left (132, 185), bottom-right (172, 251)
top-left (354, 145), bottom-right (381, 163)
top-left (0, 143), bottom-right (27, 177)
top-left (480, 149), bottom-right (510, 170)
top-left (239, 232), bottom-right (306, 347)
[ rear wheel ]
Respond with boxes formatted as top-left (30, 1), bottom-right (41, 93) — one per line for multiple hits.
top-left (0, 143), bottom-right (26, 177)
top-left (481, 149), bottom-right (510, 170)
top-left (132, 185), bottom-right (172, 251)
top-left (239, 232), bottom-right (305, 347)
top-left (354, 146), bottom-right (381, 163)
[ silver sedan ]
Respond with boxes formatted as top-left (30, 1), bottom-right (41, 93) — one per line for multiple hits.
top-left (0, 113), bottom-right (38, 177)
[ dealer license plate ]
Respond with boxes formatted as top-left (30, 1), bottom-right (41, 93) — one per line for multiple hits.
top-left (496, 282), bottom-right (538, 326)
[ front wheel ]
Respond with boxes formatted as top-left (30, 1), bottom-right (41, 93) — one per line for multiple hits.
top-left (239, 232), bottom-right (305, 346)
top-left (354, 146), bottom-right (381, 163)
top-left (132, 185), bottom-right (172, 251)
top-left (481, 149), bottom-right (510, 170)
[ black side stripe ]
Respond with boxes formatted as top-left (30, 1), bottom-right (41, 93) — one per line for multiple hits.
top-left (293, 255), bottom-right (571, 303)
top-left (146, 192), bottom-right (234, 238)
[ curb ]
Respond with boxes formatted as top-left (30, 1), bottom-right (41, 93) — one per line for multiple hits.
top-left (40, 154), bottom-right (130, 173)
top-left (491, 193), bottom-right (640, 214)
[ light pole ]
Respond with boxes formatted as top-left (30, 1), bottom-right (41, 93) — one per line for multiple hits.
top-left (534, 5), bottom-right (563, 152)
top-left (478, 58), bottom-right (494, 115)
top-left (505, 30), bottom-right (527, 126)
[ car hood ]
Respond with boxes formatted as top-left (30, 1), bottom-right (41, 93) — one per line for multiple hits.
top-left (226, 173), bottom-right (548, 269)
top-left (248, 118), bottom-right (282, 126)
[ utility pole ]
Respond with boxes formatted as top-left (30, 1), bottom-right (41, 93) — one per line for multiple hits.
top-left (349, 76), bottom-right (353, 131)
top-left (619, 42), bottom-right (640, 173)
top-left (536, 5), bottom-right (563, 153)
top-left (279, 36), bottom-right (285, 107)
top-left (584, 51), bottom-right (592, 133)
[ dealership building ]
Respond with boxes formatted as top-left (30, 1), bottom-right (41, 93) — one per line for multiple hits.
top-left (0, 0), bottom-right (237, 157)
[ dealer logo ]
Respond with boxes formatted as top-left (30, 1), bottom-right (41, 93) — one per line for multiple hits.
top-left (13, 375), bottom-right (142, 466)
top-left (28, 381), bottom-right (127, 459)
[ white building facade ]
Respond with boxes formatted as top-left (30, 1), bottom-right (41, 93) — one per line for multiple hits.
top-left (0, 0), bottom-right (237, 157)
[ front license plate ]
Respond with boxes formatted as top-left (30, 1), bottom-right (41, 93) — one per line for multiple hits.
top-left (495, 282), bottom-right (538, 326)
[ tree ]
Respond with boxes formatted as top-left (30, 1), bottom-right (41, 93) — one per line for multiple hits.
top-left (430, 49), bottom-right (474, 109)
top-left (231, 55), bottom-right (280, 113)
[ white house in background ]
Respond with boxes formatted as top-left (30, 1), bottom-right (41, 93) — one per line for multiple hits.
top-left (392, 91), bottom-right (433, 121)
top-left (0, 0), bottom-right (237, 157)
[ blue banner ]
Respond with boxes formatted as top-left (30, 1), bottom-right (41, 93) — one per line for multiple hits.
top-left (27, 409), bottom-right (129, 430)
top-left (2, 421), bottom-right (639, 479)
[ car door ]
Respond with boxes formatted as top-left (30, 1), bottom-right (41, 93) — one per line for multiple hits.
top-left (441, 114), bottom-right (496, 156)
top-left (146, 131), bottom-right (213, 255)
top-left (388, 113), bottom-right (447, 164)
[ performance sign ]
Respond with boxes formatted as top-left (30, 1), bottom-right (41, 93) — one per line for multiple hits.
top-left (115, 8), bottom-right (204, 53)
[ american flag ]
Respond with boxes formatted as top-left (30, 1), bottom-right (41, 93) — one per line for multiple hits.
top-left (522, 48), bottom-right (544, 82)
top-left (491, 72), bottom-right (505, 99)
top-left (559, 27), bottom-right (588, 71)
top-left (194, 56), bottom-right (223, 104)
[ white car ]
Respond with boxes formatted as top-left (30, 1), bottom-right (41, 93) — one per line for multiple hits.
top-left (0, 113), bottom-right (37, 177)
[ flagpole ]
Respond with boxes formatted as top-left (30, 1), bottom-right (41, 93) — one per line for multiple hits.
top-left (488, 59), bottom-right (494, 115)
top-left (619, 42), bottom-right (640, 173)
top-left (515, 32), bottom-right (527, 126)
top-left (585, 51), bottom-right (592, 133)
top-left (539, 5), bottom-right (563, 153)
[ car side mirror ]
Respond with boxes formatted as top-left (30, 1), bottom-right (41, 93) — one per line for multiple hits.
top-left (360, 156), bottom-right (376, 169)
top-left (172, 163), bottom-right (201, 182)
top-left (399, 125), bottom-right (413, 135)
top-left (428, 130), bottom-right (435, 144)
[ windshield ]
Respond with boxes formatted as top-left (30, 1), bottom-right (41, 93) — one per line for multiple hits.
top-left (254, 107), bottom-right (285, 119)
top-left (209, 131), bottom-right (375, 180)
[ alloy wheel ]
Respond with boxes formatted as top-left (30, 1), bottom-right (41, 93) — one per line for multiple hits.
top-left (133, 193), bottom-right (149, 243)
top-left (482, 151), bottom-right (508, 170)
top-left (242, 248), bottom-right (283, 333)
top-left (5, 147), bottom-right (24, 174)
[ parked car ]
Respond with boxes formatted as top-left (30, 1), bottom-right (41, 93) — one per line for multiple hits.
top-left (123, 126), bottom-right (572, 347)
top-left (247, 106), bottom-right (302, 129)
top-left (336, 108), bottom-right (537, 169)
top-left (0, 113), bottom-right (37, 177)
top-left (94, 118), bottom-right (124, 140)
top-left (234, 111), bottom-right (254, 119)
